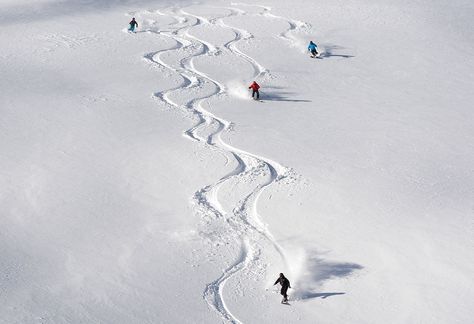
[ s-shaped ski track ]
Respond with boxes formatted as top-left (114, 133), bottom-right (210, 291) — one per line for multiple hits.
top-left (139, 5), bottom-right (309, 323)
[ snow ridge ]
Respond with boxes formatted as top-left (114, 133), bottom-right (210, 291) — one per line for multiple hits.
top-left (141, 5), bottom-right (307, 323)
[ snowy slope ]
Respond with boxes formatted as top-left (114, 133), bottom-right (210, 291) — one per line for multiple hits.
top-left (1, 0), bottom-right (473, 323)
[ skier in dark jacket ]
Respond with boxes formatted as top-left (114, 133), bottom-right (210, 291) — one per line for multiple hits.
top-left (128, 18), bottom-right (138, 32)
top-left (248, 81), bottom-right (260, 100)
top-left (274, 273), bottom-right (291, 303)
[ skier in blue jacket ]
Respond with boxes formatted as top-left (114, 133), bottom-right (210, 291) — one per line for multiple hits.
top-left (308, 41), bottom-right (319, 57)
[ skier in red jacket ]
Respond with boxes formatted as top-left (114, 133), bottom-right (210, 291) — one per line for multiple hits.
top-left (248, 81), bottom-right (260, 100)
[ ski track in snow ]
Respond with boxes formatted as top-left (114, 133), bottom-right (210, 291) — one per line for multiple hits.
top-left (139, 5), bottom-right (308, 323)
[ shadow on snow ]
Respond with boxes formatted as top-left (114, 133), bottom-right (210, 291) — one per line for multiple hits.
top-left (260, 90), bottom-right (311, 103)
top-left (300, 292), bottom-right (346, 300)
top-left (292, 252), bottom-right (363, 301)
top-left (319, 44), bottom-right (355, 59)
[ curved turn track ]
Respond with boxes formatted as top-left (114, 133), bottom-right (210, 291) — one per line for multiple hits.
top-left (137, 5), bottom-right (309, 323)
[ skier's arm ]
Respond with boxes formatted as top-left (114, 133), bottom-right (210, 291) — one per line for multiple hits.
top-left (274, 278), bottom-right (280, 285)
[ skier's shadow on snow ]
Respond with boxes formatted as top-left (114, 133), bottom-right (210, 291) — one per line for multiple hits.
top-left (319, 44), bottom-right (355, 59)
top-left (293, 253), bottom-right (363, 301)
top-left (261, 90), bottom-right (311, 103)
top-left (300, 292), bottom-right (345, 300)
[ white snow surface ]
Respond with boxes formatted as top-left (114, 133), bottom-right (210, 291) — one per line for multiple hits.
top-left (1, 0), bottom-right (473, 323)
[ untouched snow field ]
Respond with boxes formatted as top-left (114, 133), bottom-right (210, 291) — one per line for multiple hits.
top-left (1, 0), bottom-right (473, 323)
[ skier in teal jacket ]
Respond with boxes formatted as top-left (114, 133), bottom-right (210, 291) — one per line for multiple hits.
top-left (128, 18), bottom-right (138, 32)
top-left (308, 41), bottom-right (318, 57)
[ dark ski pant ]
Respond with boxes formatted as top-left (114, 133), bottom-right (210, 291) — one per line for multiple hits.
top-left (311, 49), bottom-right (318, 56)
top-left (281, 286), bottom-right (289, 301)
top-left (252, 90), bottom-right (259, 99)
